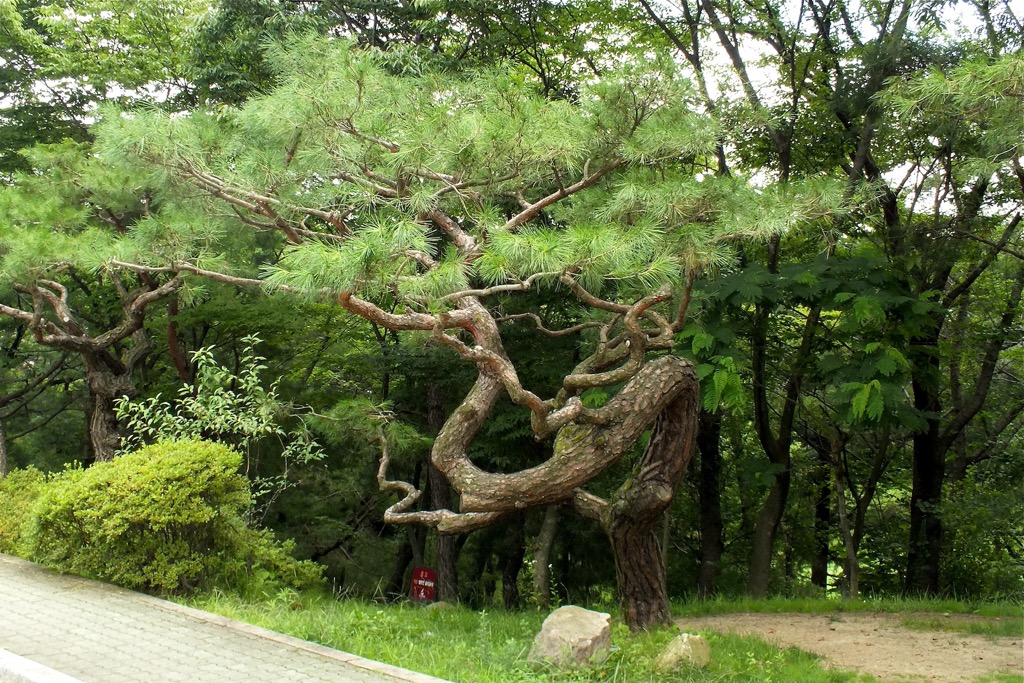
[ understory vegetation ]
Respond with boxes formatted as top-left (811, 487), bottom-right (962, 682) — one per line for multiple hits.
top-left (2, 440), bottom-right (322, 595)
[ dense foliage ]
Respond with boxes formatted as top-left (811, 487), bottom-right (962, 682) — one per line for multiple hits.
top-left (23, 440), bottom-right (322, 594)
top-left (0, 0), bottom-right (1020, 619)
top-left (0, 466), bottom-right (46, 554)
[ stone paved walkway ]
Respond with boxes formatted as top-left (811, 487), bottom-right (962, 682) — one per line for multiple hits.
top-left (0, 554), bottom-right (450, 683)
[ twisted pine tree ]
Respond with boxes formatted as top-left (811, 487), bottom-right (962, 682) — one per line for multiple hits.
top-left (93, 38), bottom-right (842, 628)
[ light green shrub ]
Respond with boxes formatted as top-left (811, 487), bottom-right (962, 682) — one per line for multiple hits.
top-left (0, 467), bottom-right (48, 555)
top-left (25, 439), bottom-right (322, 594)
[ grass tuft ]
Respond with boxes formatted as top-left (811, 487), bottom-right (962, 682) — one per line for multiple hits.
top-left (898, 615), bottom-right (1023, 639)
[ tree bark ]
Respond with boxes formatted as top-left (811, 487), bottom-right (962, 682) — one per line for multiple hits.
top-left (87, 390), bottom-right (121, 463)
top-left (696, 408), bottom-right (724, 599)
top-left (747, 465), bottom-right (791, 597)
top-left (166, 294), bottom-right (192, 382)
top-left (811, 447), bottom-right (832, 589)
top-left (437, 357), bottom-right (697, 516)
top-left (906, 339), bottom-right (944, 595)
top-left (600, 364), bottom-right (700, 630)
top-left (532, 504), bottom-right (560, 608)
top-left (81, 329), bottom-right (153, 463)
top-left (830, 433), bottom-right (858, 599)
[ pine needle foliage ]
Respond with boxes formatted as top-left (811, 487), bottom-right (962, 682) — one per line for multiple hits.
top-left (84, 35), bottom-right (850, 315)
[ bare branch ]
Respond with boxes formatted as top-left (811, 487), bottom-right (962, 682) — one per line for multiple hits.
top-left (424, 208), bottom-right (480, 256)
top-left (503, 160), bottom-right (624, 232)
top-left (944, 214), bottom-right (1022, 307)
top-left (375, 426), bottom-right (502, 534)
top-left (0, 352), bottom-right (69, 407)
top-left (439, 271), bottom-right (557, 303)
top-left (672, 272), bottom-right (696, 333)
top-left (571, 488), bottom-right (609, 522)
top-left (496, 313), bottom-right (603, 337)
top-left (339, 120), bottom-right (400, 153)
top-left (335, 171), bottom-right (400, 198)
top-left (562, 286), bottom-right (674, 392)
top-left (560, 274), bottom-right (630, 313)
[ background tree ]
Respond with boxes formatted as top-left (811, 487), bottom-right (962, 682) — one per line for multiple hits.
top-left (636, 0), bottom-right (1023, 596)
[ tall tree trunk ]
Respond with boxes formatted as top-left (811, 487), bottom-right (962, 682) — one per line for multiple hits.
top-left (427, 382), bottom-right (460, 602)
top-left (831, 433), bottom-right (858, 599)
top-left (811, 447), bottom-right (832, 589)
top-left (728, 420), bottom-right (755, 540)
top-left (602, 372), bottom-right (699, 630)
top-left (87, 389), bottom-right (121, 463)
top-left (746, 464), bottom-right (791, 597)
top-left (746, 298), bottom-right (817, 598)
top-left (696, 408), bottom-right (724, 599)
top-left (502, 511), bottom-right (526, 610)
top-left (0, 417), bottom-right (8, 476)
top-left (166, 294), bottom-right (192, 382)
top-left (428, 464), bottom-right (461, 601)
top-left (532, 505), bottom-right (559, 608)
top-left (906, 352), bottom-right (944, 595)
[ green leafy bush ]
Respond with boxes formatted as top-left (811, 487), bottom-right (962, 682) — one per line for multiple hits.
top-left (116, 335), bottom-right (325, 523)
top-left (0, 467), bottom-right (48, 555)
top-left (24, 439), bottom-right (323, 594)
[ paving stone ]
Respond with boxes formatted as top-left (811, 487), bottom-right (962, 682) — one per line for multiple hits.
top-left (0, 554), bottom-right (449, 683)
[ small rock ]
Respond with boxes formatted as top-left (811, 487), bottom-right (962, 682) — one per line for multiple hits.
top-left (424, 601), bottom-right (456, 611)
top-left (528, 606), bottom-right (611, 668)
top-left (654, 633), bottom-right (711, 672)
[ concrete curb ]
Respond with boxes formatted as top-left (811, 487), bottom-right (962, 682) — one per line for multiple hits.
top-left (0, 648), bottom-right (85, 683)
top-left (138, 596), bottom-right (451, 683)
top-left (0, 554), bottom-right (451, 683)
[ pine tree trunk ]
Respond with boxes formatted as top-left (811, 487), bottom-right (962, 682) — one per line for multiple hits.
top-left (609, 516), bottom-right (671, 628)
top-left (87, 389), bottom-right (121, 463)
top-left (696, 409), bottom-right (724, 599)
top-left (604, 374), bottom-right (699, 630)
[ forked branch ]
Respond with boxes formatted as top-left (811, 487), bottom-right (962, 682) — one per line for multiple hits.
top-left (375, 426), bottom-right (502, 534)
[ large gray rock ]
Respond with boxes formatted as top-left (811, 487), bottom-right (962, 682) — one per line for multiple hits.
top-left (527, 606), bottom-right (612, 668)
top-left (654, 633), bottom-right (711, 672)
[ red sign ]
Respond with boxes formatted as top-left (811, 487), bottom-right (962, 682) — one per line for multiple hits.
top-left (410, 566), bottom-right (437, 602)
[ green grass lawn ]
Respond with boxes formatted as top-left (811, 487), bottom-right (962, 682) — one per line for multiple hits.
top-left (182, 591), bottom-right (1021, 683)
top-left (185, 590), bottom-right (882, 682)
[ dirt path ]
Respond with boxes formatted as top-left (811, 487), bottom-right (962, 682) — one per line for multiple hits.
top-left (678, 612), bottom-right (1023, 682)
